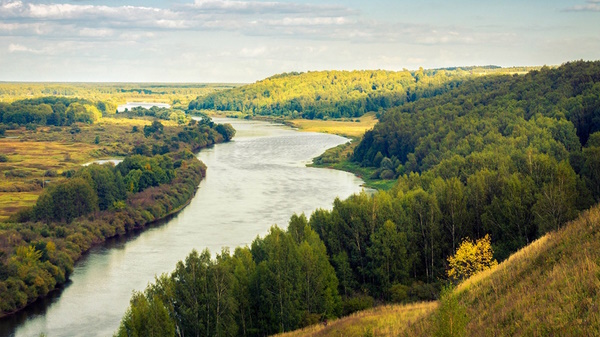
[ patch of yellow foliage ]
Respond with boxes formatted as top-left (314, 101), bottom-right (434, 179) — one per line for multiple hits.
top-left (447, 234), bottom-right (498, 282)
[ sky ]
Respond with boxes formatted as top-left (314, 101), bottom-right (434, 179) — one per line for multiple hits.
top-left (0, 0), bottom-right (599, 82)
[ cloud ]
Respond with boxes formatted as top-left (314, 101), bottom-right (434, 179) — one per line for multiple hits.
top-left (79, 28), bottom-right (114, 37)
top-left (564, 0), bottom-right (600, 12)
top-left (8, 42), bottom-right (40, 53)
top-left (0, 0), bottom-right (492, 46)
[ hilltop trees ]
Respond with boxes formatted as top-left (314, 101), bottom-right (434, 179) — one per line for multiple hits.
top-left (188, 69), bottom-right (471, 119)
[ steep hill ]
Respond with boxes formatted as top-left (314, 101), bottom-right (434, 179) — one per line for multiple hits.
top-left (188, 67), bottom-right (534, 119)
top-left (277, 202), bottom-right (600, 336)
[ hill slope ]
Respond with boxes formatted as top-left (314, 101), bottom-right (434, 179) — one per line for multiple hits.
top-left (188, 67), bottom-right (534, 120)
top-left (279, 202), bottom-right (600, 336)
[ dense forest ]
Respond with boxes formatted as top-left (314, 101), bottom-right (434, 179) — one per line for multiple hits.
top-left (117, 106), bottom-right (188, 124)
top-left (189, 70), bottom-right (456, 119)
top-left (188, 67), bottom-right (537, 120)
top-left (117, 61), bottom-right (600, 336)
top-left (0, 115), bottom-right (236, 317)
top-left (0, 97), bottom-right (107, 126)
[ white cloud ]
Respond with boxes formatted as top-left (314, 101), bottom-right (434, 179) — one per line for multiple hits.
top-left (79, 28), bottom-right (114, 37)
top-left (8, 42), bottom-right (40, 53)
top-left (240, 46), bottom-right (267, 57)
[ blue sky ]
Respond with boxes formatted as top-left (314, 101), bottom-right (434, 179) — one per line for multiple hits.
top-left (0, 0), bottom-right (598, 82)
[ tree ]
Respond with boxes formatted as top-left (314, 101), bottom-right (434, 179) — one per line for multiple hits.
top-left (447, 234), bottom-right (497, 282)
top-left (366, 220), bottom-right (409, 297)
top-left (115, 291), bottom-right (175, 337)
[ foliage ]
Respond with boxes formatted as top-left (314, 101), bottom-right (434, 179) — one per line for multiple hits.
top-left (190, 67), bottom-right (537, 120)
top-left (433, 286), bottom-right (468, 337)
top-left (119, 106), bottom-right (188, 124)
top-left (0, 154), bottom-right (207, 317)
top-left (447, 235), bottom-right (497, 282)
top-left (118, 222), bottom-right (340, 336)
top-left (404, 203), bottom-right (600, 336)
top-left (0, 97), bottom-right (103, 126)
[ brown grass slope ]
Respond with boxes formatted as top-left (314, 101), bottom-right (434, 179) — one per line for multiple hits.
top-left (279, 204), bottom-right (600, 336)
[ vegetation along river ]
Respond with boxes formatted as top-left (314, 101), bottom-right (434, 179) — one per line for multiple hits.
top-left (0, 118), bottom-right (369, 337)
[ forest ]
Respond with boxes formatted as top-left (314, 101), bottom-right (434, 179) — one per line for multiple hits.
top-left (188, 67), bottom-right (537, 120)
top-left (0, 112), bottom-right (236, 317)
top-left (116, 61), bottom-right (600, 336)
top-left (0, 97), bottom-right (105, 126)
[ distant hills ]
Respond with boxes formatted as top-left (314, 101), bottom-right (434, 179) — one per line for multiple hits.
top-left (188, 66), bottom-right (538, 119)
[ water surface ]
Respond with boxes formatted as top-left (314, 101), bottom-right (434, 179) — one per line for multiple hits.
top-left (0, 118), bottom-right (368, 337)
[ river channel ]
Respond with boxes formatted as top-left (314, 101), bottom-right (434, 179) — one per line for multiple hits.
top-left (0, 118), bottom-right (369, 337)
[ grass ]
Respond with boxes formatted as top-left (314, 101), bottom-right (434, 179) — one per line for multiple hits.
top-left (0, 117), bottom-right (188, 218)
top-left (407, 204), bottom-right (600, 336)
top-left (276, 302), bottom-right (437, 337)
top-left (0, 138), bottom-right (100, 219)
top-left (0, 192), bottom-right (40, 221)
top-left (279, 203), bottom-right (600, 336)
top-left (288, 113), bottom-right (378, 138)
top-left (310, 140), bottom-right (396, 191)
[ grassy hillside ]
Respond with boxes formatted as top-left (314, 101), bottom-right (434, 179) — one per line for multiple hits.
top-left (276, 302), bottom-right (437, 337)
top-left (280, 202), bottom-right (600, 336)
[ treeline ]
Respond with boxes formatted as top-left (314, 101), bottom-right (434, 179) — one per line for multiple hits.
top-left (188, 69), bottom-right (468, 119)
top-left (118, 106), bottom-right (188, 124)
top-left (0, 117), bottom-right (237, 317)
top-left (188, 67), bottom-right (539, 120)
top-left (131, 118), bottom-right (235, 156)
top-left (116, 220), bottom-right (339, 337)
top-left (0, 97), bottom-right (112, 126)
top-left (0, 153), bottom-right (205, 316)
top-left (12, 155), bottom-right (176, 224)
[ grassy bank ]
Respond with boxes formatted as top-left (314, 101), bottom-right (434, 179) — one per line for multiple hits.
top-left (287, 112), bottom-right (378, 138)
top-left (0, 155), bottom-right (206, 317)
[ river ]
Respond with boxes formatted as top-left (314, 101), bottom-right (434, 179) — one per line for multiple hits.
top-left (0, 118), bottom-right (369, 337)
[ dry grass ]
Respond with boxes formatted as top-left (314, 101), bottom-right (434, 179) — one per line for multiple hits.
top-left (289, 113), bottom-right (378, 138)
top-left (276, 302), bottom-right (437, 337)
top-left (278, 204), bottom-right (600, 337)
top-left (406, 205), bottom-right (600, 336)
top-left (0, 192), bottom-right (40, 221)
top-left (0, 139), bottom-right (99, 218)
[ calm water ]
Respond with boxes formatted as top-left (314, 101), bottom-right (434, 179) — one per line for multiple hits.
top-left (0, 118), bottom-right (368, 337)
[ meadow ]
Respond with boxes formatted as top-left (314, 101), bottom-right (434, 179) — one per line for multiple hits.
top-left (287, 112), bottom-right (378, 138)
top-left (0, 116), bottom-right (189, 221)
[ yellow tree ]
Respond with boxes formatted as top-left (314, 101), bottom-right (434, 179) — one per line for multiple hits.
top-left (447, 234), bottom-right (497, 282)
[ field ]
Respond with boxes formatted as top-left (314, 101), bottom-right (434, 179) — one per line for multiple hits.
top-left (0, 117), bottom-right (188, 220)
top-left (0, 82), bottom-right (241, 108)
top-left (277, 302), bottom-right (437, 337)
top-left (288, 113), bottom-right (378, 138)
top-left (0, 137), bottom-right (103, 220)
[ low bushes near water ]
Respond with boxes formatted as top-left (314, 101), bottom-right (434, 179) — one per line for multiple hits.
top-left (0, 154), bottom-right (205, 317)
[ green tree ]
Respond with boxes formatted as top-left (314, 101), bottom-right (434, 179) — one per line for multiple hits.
top-left (115, 291), bottom-right (175, 337)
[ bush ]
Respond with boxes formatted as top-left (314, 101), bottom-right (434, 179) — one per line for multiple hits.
top-left (44, 169), bottom-right (58, 177)
top-left (434, 285), bottom-right (468, 337)
top-left (0, 154), bottom-right (7, 162)
top-left (342, 294), bottom-right (375, 315)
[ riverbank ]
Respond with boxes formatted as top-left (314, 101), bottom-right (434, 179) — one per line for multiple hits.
top-left (200, 111), bottom-right (392, 190)
top-left (0, 155), bottom-right (206, 318)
